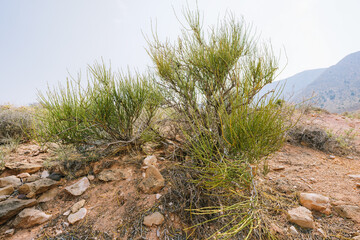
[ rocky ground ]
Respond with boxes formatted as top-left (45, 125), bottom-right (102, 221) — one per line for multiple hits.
top-left (0, 110), bottom-right (360, 240)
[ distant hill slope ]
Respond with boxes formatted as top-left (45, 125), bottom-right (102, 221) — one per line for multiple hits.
top-left (295, 51), bottom-right (360, 113)
top-left (260, 68), bottom-right (326, 100)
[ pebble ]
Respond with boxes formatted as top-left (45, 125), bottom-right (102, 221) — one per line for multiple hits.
top-left (63, 210), bottom-right (71, 216)
top-left (289, 226), bottom-right (298, 235)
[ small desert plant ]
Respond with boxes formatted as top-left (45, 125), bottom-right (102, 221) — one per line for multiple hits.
top-left (38, 61), bottom-right (163, 147)
top-left (0, 105), bottom-right (34, 144)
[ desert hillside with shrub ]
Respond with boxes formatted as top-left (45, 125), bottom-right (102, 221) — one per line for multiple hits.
top-left (0, 8), bottom-right (360, 240)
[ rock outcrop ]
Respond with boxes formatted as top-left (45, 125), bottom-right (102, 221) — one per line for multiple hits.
top-left (0, 199), bottom-right (37, 224)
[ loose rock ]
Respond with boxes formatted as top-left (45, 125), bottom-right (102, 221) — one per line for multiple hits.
top-left (98, 169), bottom-right (126, 182)
top-left (65, 177), bottom-right (90, 196)
top-left (5, 228), bottom-right (15, 236)
top-left (287, 206), bottom-right (315, 229)
top-left (12, 208), bottom-right (52, 228)
top-left (273, 165), bottom-right (285, 171)
top-left (41, 170), bottom-right (50, 178)
top-left (348, 174), bottom-right (360, 181)
top-left (139, 165), bottom-right (165, 194)
top-left (87, 175), bottom-right (95, 181)
top-left (299, 193), bottom-right (331, 214)
top-left (289, 226), bottom-right (298, 235)
top-left (0, 185), bottom-right (14, 196)
top-left (17, 173), bottom-right (30, 179)
top-left (68, 208), bottom-right (87, 224)
top-left (71, 199), bottom-right (86, 213)
top-left (25, 174), bottom-right (41, 183)
top-left (63, 210), bottom-right (71, 216)
top-left (334, 205), bottom-right (360, 223)
top-left (143, 212), bottom-right (165, 227)
top-left (0, 198), bottom-right (37, 224)
top-left (0, 176), bottom-right (21, 188)
top-left (143, 155), bottom-right (157, 166)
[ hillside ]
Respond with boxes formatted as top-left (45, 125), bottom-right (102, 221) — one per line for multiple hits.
top-left (295, 51), bottom-right (360, 113)
top-left (0, 110), bottom-right (360, 239)
top-left (260, 68), bottom-right (326, 100)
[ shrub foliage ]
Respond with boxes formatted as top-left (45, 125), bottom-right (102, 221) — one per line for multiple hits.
top-left (149, 8), bottom-right (293, 239)
top-left (38, 62), bottom-right (162, 145)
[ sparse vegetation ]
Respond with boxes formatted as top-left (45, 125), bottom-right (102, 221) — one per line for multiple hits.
top-left (38, 62), bottom-right (163, 148)
top-left (36, 7), bottom-right (294, 240)
top-left (0, 105), bottom-right (34, 144)
top-left (287, 125), bottom-right (355, 155)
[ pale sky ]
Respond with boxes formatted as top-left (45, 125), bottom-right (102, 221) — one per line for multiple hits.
top-left (1, 0), bottom-right (360, 105)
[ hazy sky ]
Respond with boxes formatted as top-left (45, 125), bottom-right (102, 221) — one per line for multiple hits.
top-left (1, 0), bottom-right (360, 105)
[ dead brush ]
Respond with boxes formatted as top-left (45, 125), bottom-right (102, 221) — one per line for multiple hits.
top-left (286, 125), bottom-right (355, 155)
top-left (0, 105), bottom-right (34, 144)
top-left (161, 162), bottom-right (300, 240)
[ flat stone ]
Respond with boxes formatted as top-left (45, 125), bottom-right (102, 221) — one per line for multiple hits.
top-left (24, 174), bottom-right (41, 183)
top-left (12, 208), bottom-right (51, 228)
top-left (348, 175), bottom-right (360, 181)
top-left (17, 173), bottom-right (30, 179)
top-left (71, 199), bottom-right (85, 213)
top-left (300, 193), bottom-right (331, 215)
top-left (0, 195), bottom-right (10, 202)
top-left (287, 206), bottom-right (315, 229)
top-left (0, 198), bottom-right (37, 225)
top-left (38, 188), bottom-right (60, 203)
top-left (63, 210), bottom-right (71, 216)
top-left (65, 177), bottom-right (90, 196)
top-left (143, 212), bottom-right (165, 227)
top-left (98, 169), bottom-right (126, 182)
top-left (273, 165), bottom-right (285, 171)
top-left (139, 166), bottom-right (165, 194)
top-left (68, 208), bottom-right (87, 224)
top-left (334, 205), bottom-right (360, 223)
top-left (143, 155), bottom-right (157, 166)
top-left (41, 170), bottom-right (50, 179)
top-left (289, 226), bottom-right (298, 235)
top-left (5, 228), bottom-right (15, 236)
top-left (18, 178), bottom-right (58, 196)
top-left (87, 175), bottom-right (95, 181)
top-left (0, 185), bottom-right (14, 196)
top-left (5, 162), bottom-right (43, 174)
top-left (0, 176), bottom-right (21, 188)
